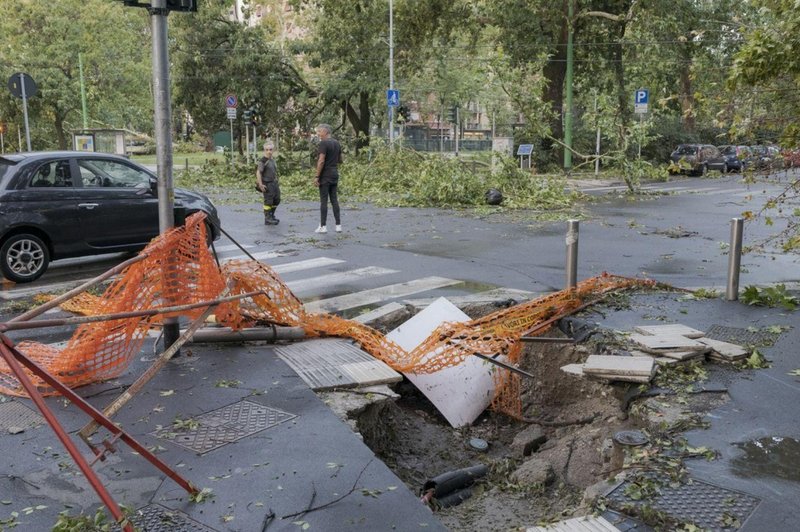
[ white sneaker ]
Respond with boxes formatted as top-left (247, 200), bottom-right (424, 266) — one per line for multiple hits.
top-left (315, 225), bottom-right (327, 234)
top-left (335, 225), bottom-right (342, 233)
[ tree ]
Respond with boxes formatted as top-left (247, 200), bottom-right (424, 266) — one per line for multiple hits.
top-left (171, 0), bottom-right (313, 150)
top-left (0, 0), bottom-right (151, 150)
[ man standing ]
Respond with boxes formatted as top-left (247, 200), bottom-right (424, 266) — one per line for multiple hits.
top-left (257, 142), bottom-right (280, 225)
top-left (314, 124), bottom-right (343, 233)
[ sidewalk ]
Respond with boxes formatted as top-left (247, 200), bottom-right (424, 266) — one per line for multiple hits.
top-left (590, 290), bottom-right (800, 531)
top-left (0, 341), bottom-right (444, 531)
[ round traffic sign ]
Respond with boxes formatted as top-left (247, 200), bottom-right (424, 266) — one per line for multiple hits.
top-left (224, 93), bottom-right (238, 108)
top-left (8, 72), bottom-right (37, 99)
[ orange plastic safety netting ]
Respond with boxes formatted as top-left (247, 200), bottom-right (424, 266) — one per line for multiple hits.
top-left (0, 212), bottom-right (653, 416)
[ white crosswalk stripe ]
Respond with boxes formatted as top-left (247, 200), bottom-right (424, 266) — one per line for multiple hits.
top-left (286, 266), bottom-right (398, 295)
top-left (303, 276), bottom-right (462, 314)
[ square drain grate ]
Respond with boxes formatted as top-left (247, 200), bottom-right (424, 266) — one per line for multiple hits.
top-left (131, 504), bottom-right (218, 531)
top-left (705, 325), bottom-right (779, 346)
top-left (0, 400), bottom-right (44, 432)
top-left (152, 400), bottom-right (295, 454)
top-left (606, 474), bottom-right (760, 531)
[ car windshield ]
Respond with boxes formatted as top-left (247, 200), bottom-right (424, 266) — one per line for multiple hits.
top-left (676, 145), bottom-right (697, 155)
top-left (0, 162), bottom-right (11, 183)
top-left (721, 146), bottom-right (736, 155)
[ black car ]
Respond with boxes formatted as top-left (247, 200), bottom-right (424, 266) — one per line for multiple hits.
top-left (717, 145), bottom-right (753, 173)
top-left (0, 151), bottom-right (221, 283)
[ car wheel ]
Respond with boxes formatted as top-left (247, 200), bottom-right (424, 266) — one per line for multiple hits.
top-left (0, 234), bottom-right (50, 283)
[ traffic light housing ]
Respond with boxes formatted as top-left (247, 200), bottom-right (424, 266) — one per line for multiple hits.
top-left (166, 0), bottom-right (197, 12)
top-left (445, 105), bottom-right (458, 123)
top-left (397, 105), bottom-right (410, 123)
top-left (0, 123), bottom-right (6, 135)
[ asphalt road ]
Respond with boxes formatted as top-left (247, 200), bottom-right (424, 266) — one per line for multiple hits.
top-left (2, 172), bottom-right (797, 314)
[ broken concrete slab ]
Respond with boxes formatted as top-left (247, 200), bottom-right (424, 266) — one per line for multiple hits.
top-left (629, 349), bottom-right (705, 362)
top-left (511, 457), bottom-right (555, 486)
top-left (629, 332), bottom-right (706, 350)
top-left (402, 288), bottom-right (537, 310)
top-left (583, 355), bottom-right (656, 380)
top-left (318, 384), bottom-right (400, 435)
top-left (561, 363), bottom-right (585, 376)
top-left (511, 425), bottom-right (547, 458)
top-left (386, 297), bottom-right (498, 428)
top-left (698, 337), bottom-right (749, 361)
top-left (633, 324), bottom-right (705, 338)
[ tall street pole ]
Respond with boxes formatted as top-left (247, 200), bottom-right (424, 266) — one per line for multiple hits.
top-left (388, 0), bottom-right (394, 145)
top-left (79, 53), bottom-right (88, 130)
top-left (563, 0), bottom-right (574, 170)
top-left (150, 0), bottom-right (180, 353)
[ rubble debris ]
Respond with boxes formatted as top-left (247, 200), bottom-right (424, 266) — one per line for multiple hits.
top-left (511, 425), bottom-right (547, 457)
top-left (628, 332), bottom-right (706, 350)
top-left (511, 457), bottom-right (556, 486)
top-left (633, 324), bottom-right (705, 338)
top-left (698, 337), bottom-right (749, 362)
top-left (582, 355), bottom-right (656, 383)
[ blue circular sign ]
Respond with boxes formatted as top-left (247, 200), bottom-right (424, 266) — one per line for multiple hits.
top-left (224, 94), bottom-right (238, 108)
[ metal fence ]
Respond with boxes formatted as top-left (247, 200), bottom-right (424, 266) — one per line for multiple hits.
top-left (398, 138), bottom-right (493, 152)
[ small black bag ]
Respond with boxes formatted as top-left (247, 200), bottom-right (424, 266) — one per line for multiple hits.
top-left (485, 188), bottom-right (503, 205)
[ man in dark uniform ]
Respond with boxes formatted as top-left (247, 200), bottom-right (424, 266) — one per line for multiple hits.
top-left (314, 124), bottom-right (343, 233)
top-left (256, 142), bottom-right (281, 225)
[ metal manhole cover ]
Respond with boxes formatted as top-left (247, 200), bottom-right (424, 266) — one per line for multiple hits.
top-left (606, 474), bottom-right (760, 531)
top-left (0, 400), bottom-right (44, 432)
top-left (705, 325), bottom-right (778, 346)
top-left (131, 504), bottom-right (218, 531)
top-left (151, 400), bottom-right (295, 454)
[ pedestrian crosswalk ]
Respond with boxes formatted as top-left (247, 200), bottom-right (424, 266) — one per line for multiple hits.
top-left (0, 246), bottom-right (535, 321)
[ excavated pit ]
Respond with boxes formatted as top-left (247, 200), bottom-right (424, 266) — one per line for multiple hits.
top-left (351, 304), bottom-right (641, 531)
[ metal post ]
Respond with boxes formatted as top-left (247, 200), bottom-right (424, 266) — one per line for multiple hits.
top-left (726, 217), bottom-right (744, 301)
top-left (455, 106), bottom-right (459, 156)
top-left (563, 0), bottom-right (574, 170)
top-left (150, 0), bottom-right (180, 352)
top-left (388, 0), bottom-right (394, 145)
top-left (1, 130), bottom-right (4, 154)
top-left (19, 73), bottom-right (32, 152)
top-left (566, 219), bottom-right (579, 289)
top-left (245, 120), bottom-right (250, 162)
top-left (229, 118), bottom-right (234, 163)
top-left (594, 92), bottom-right (601, 176)
top-left (79, 53), bottom-right (89, 129)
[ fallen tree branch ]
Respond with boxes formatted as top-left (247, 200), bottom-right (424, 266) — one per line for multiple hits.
top-left (518, 413), bottom-right (597, 427)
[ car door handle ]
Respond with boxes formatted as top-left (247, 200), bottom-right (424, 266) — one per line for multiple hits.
top-left (78, 203), bottom-right (99, 210)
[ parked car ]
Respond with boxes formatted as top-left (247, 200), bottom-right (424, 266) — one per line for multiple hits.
top-left (750, 145), bottom-right (784, 170)
top-left (0, 151), bottom-right (221, 283)
top-left (781, 146), bottom-right (800, 168)
top-left (717, 145), bottom-right (753, 173)
top-left (669, 144), bottom-right (727, 175)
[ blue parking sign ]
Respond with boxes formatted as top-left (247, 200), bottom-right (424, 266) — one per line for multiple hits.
top-left (635, 89), bottom-right (649, 105)
top-left (387, 89), bottom-right (399, 107)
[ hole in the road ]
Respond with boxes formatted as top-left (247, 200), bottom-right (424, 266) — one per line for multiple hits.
top-left (732, 436), bottom-right (800, 482)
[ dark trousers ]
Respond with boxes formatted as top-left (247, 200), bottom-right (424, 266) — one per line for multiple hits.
top-left (319, 182), bottom-right (340, 226)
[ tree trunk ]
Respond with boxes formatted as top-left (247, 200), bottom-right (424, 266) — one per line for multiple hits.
top-left (54, 110), bottom-right (68, 150)
top-left (541, 5), bottom-right (569, 158)
top-left (342, 91), bottom-right (371, 154)
top-left (679, 55), bottom-right (695, 134)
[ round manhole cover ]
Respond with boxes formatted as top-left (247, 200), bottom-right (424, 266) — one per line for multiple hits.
top-left (613, 430), bottom-right (649, 446)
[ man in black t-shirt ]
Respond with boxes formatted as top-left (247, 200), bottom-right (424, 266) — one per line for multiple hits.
top-left (314, 124), bottom-right (343, 233)
top-left (256, 142), bottom-right (281, 225)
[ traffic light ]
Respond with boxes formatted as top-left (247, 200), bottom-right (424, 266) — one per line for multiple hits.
top-left (445, 105), bottom-right (459, 124)
top-left (166, 0), bottom-right (197, 12)
top-left (0, 123), bottom-right (5, 135)
top-left (397, 105), bottom-right (410, 123)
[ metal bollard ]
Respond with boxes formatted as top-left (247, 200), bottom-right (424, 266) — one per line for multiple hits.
top-left (185, 157), bottom-right (189, 171)
top-left (726, 217), bottom-right (744, 301)
top-left (566, 219), bottom-right (579, 289)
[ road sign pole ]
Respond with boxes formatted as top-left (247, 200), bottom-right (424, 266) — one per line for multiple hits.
top-left (1, 131), bottom-right (4, 154)
top-left (245, 121), bottom-right (250, 162)
top-left (19, 74), bottom-right (31, 152)
top-left (150, 0), bottom-right (179, 353)
top-left (388, 0), bottom-right (394, 146)
top-left (229, 119), bottom-right (234, 163)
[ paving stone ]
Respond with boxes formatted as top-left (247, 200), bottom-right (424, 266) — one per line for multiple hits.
top-left (583, 355), bottom-right (656, 377)
top-left (697, 337), bottom-right (749, 360)
top-left (629, 333), bottom-right (706, 350)
top-left (561, 363), bottom-right (585, 376)
top-left (633, 324), bottom-right (705, 338)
